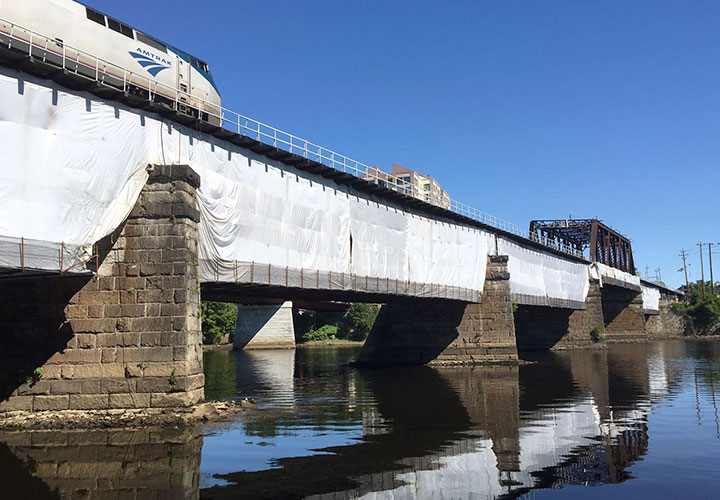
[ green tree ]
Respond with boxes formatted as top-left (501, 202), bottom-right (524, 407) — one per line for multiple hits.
top-left (200, 301), bottom-right (238, 344)
top-left (687, 284), bottom-right (720, 333)
top-left (340, 303), bottom-right (380, 341)
top-left (673, 283), bottom-right (720, 335)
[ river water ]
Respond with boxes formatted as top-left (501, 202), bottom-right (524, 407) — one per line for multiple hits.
top-left (1, 340), bottom-right (719, 499)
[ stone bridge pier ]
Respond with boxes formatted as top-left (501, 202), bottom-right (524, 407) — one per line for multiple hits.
top-left (514, 279), bottom-right (606, 351)
top-left (357, 255), bottom-right (517, 366)
top-left (0, 165), bottom-right (204, 412)
top-left (600, 285), bottom-right (645, 342)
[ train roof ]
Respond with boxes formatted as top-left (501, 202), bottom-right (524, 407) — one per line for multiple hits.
top-left (72, 0), bottom-right (220, 94)
top-left (73, 1), bottom-right (213, 69)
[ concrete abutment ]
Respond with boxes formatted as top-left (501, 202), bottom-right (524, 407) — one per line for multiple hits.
top-left (0, 164), bottom-right (204, 412)
top-left (234, 301), bottom-right (296, 350)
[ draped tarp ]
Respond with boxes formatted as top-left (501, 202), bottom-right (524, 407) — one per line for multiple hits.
top-left (589, 262), bottom-right (642, 291)
top-left (497, 237), bottom-right (590, 309)
top-left (0, 67), bottom-right (151, 271)
top-left (641, 285), bottom-right (661, 313)
top-left (0, 66), bottom-right (493, 297)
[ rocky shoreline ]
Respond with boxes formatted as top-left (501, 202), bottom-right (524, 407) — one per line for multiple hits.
top-left (297, 340), bottom-right (365, 347)
top-left (0, 399), bottom-right (257, 431)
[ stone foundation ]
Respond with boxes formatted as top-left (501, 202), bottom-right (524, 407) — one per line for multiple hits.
top-left (601, 286), bottom-right (646, 342)
top-left (234, 301), bottom-right (296, 350)
top-left (0, 426), bottom-right (201, 499)
top-left (356, 255), bottom-right (517, 366)
top-left (0, 165), bottom-right (204, 412)
top-left (645, 295), bottom-right (688, 339)
top-left (515, 279), bottom-right (606, 350)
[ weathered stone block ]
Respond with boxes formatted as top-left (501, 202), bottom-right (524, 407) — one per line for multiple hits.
top-left (64, 305), bottom-right (88, 319)
top-left (131, 317), bottom-right (169, 333)
top-left (75, 334), bottom-right (97, 349)
top-left (121, 347), bottom-right (174, 363)
top-left (46, 349), bottom-right (102, 365)
top-left (109, 393), bottom-right (151, 409)
top-left (101, 347), bottom-right (119, 363)
top-left (0, 396), bottom-right (34, 411)
top-left (69, 394), bottom-right (109, 410)
top-left (150, 388), bottom-right (202, 408)
top-left (70, 318), bottom-right (118, 334)
top-left (75, 291), bottom-right (119, 306)
top-left (34, 395), bottom-right (70, 411)
top-left (71, 363), bottom-right (125, 379)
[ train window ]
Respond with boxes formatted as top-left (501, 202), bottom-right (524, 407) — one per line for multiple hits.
top-left (137, 32), bottom-right (167, 53)
top-left (121, 24), bottom-right (134, 38)
top-left (193, 59), bottom-right (209, 72)
top-left (86, 7), bottom-right (106, 26)
top-left (107, 18), bottom-right (134, 39)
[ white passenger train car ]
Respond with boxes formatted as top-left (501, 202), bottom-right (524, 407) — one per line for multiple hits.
top-left (0, 0), bottom-right (221, 123)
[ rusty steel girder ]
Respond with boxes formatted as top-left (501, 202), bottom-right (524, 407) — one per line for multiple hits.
top-left (529, 219), bottom-right (635, 273)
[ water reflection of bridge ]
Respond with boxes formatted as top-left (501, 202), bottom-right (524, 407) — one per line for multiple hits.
top-left (0, 342), bottom-right (698, 499)
top-left (199, 344), bottom-right (688, 499)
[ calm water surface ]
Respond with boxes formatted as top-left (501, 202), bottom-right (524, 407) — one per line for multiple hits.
top-left (1, 340), bottom-right (719, 499)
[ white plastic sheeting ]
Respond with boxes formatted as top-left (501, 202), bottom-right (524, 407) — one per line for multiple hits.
top-left (168, 131), bottom-right (495, 294)
top-left (350, 195), bottom-right (406, 281)
top-left (497, 237), bottom-right (590, 309)
top-left (641, 285), bottom-right (661, 313)
top-left (0, 67), bottom-right (493, 296)
top-left (0, 68), bottom-right (150, 271)
top-left (406, 215), bottom-right (493, 291)
top-left (194, 159), bottom-right (351, 275)
top-left (0, 66), bottom-right (595, 304)
top-left (590, 262), bottom-right (641, 291)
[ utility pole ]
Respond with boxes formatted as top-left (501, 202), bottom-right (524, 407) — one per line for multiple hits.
top-left (709, 243), bottom-right (714, 293)
top-left (699, 243), bottom-right (706, 297)
top-left (655, 267), bottom-right (662, 282)
top-left (645, 265), bottom-right (650, 280)
top-left (680, 249), bottom-right (690, 294)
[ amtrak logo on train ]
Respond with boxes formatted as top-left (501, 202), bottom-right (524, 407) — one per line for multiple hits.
top-left (129, 49), bottom-right (172, 76)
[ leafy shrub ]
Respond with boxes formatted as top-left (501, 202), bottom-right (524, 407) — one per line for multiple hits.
top-left (340, 303), bottom-right (380, 341)
top-left (201, 301), bottom-right (238, 344)
top-left (682, 284), bottom-right (720, 334)
top-left (669, 301), bottom-right (689, 318)
top-left (590, 325), bottom-right (606, 343)
top-left (302, 324), bottom-right (338, 342)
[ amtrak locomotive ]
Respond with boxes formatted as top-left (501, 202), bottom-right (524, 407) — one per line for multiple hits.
top-left (0, 0), bottom-right (221, 124)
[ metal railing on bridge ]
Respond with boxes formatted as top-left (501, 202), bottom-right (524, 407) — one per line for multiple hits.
top-left (0, 17), bottom-right (584, 259)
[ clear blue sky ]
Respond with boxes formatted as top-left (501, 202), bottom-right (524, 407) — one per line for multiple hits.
top-left (87, 0), bottom-right (720, 289)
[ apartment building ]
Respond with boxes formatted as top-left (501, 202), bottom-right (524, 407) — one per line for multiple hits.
top-left (390, 164), bottom-right (450, 209)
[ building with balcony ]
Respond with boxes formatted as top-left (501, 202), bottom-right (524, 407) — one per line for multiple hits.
top-left (362, 164), bottom-right (450, 209)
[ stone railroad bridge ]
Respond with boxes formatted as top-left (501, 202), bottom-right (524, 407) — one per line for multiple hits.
top-left (0, 62), bottom-right (682, 413)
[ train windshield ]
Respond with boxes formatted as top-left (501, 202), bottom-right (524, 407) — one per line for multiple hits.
top-left (192, 58), bottom-right (209, 73)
